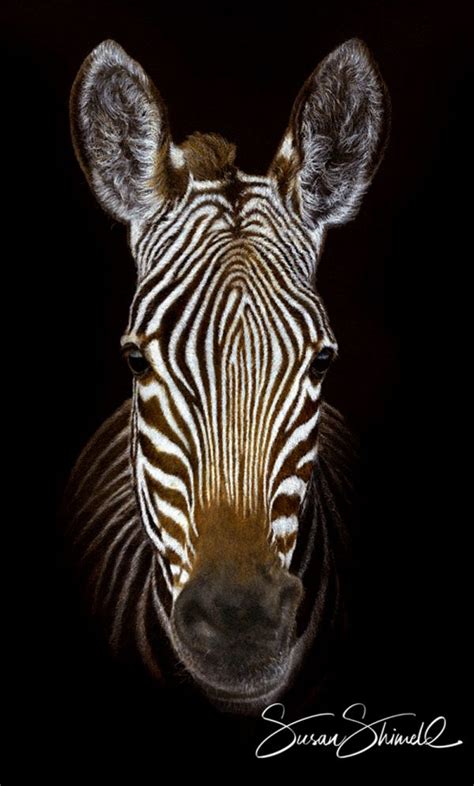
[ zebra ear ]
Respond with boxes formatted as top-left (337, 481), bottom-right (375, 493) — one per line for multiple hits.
top-left (269, 39), bottom-right (390, 231)
top-left (70, 40), bottom-right (187, 224)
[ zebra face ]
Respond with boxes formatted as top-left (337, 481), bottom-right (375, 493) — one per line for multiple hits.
top-left (123, 187), bottom-right (338, 586)
top-left (71, 38), bottom-right (388, 707)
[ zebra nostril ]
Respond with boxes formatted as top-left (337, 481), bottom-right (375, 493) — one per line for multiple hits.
top-left (175, 594), bottom-right (220, 652)
top-left (193, 619), bottom-right (218, 644)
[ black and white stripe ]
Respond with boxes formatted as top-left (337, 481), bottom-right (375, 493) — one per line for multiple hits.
top-left (65, 37), bottom-right (388, 700)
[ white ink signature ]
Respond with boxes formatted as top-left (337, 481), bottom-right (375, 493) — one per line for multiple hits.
top-left (255, 702), bottom-right (463, 759)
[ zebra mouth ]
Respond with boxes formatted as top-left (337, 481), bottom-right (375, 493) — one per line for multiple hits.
top-left (181, 657), bottom-right (294, 711)
top-left (202, 677), bottom-right (291, 710)
top-left (169, 616), bottom-right (296, 710)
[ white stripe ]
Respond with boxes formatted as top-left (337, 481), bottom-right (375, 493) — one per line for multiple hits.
top-left (271, 475), bottom-right (307, 503)
top-left (272, 515), bottom-right (298, 537)
top-left (153, 491), bottom-right (190, 533)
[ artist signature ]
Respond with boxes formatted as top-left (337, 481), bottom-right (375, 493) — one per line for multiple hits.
top-left (256, 702), bottom-right (463, 759)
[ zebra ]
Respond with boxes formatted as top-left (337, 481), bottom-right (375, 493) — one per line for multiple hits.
top-left (65, 37), bottom-right (389, 713)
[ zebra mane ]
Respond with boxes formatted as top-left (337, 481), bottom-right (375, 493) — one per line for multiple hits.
top-left (180, 132), bottom-right (236, 181)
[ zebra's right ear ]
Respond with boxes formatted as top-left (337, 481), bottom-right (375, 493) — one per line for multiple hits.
top-left (70, 40), bottom-right (187, 224)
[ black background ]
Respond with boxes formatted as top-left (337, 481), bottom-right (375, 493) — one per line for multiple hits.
top-left (5, 0), bottom-right (471, 780)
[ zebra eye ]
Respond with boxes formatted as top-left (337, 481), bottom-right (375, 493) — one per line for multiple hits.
top-left (310, 347), bottom-right (335, 377)
top-left (123, 346), bottom-right (150, 377)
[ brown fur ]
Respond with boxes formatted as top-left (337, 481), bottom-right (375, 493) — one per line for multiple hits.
top-left (180, 132), bottom-right (236, 181)
top-left (192, 503), bottom-right (280, 583)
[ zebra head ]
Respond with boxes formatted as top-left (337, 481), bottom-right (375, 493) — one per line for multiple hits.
top-left (70, 39), bottom-right (388, 708)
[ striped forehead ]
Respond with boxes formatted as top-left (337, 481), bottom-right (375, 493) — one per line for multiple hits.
top-left (128, 178), bottom-right (333, 346)
top-left (130, 254), bottom-right (331, 352)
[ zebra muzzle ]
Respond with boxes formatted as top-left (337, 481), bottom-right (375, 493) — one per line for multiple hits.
top-left (171, 564), bottom-right (303, 699)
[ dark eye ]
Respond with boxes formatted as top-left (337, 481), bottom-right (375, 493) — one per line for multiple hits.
top-left (310, 347), bottom-right (335, 377)
top-left (123, 345), bottom-right (150, 377)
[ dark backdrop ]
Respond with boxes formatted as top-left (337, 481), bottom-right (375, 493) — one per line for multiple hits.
top-left (5, 0), bottom-right (471, 780)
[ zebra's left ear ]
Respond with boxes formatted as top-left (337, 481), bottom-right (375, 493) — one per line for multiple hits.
top-left (268, 39), bottom-right (390, 231)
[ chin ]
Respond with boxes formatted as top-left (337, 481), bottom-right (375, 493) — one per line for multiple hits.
top-left (202, 677), bottom-right (292, 715)
top-left (170, 625), bottom-right (297, 715)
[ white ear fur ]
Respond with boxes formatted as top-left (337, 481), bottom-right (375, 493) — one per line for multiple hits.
top-left (269, 38), bottom-right (390, 231)
top-left (70, 39), bottom-right (173, 223)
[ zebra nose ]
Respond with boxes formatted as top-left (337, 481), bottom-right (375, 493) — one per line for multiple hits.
top-left (173, 570), bottom-right (302, 668)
